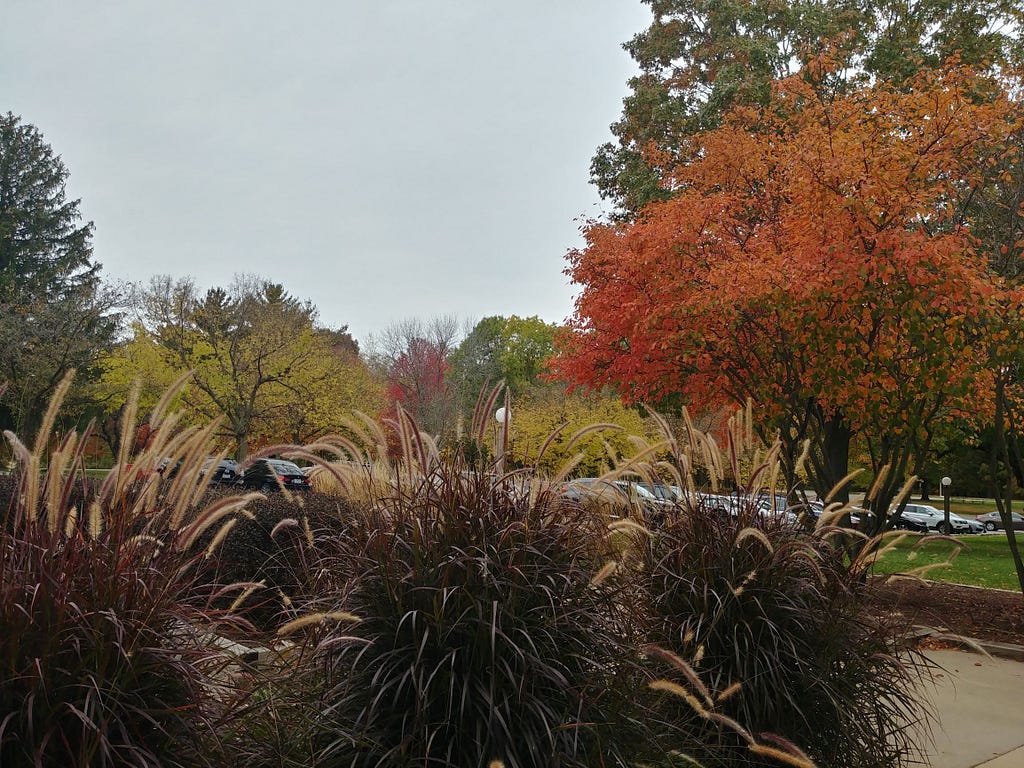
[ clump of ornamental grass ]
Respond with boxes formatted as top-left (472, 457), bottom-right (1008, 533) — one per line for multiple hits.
top-left (609, 409), bottom-right (932, 768)
top-left (243, 388), bottom-right (641, 768)
top-left (0, 375), bottom-right (261, 768)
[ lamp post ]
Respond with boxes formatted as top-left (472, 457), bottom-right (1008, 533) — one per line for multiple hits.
top-left (495, 405), bottom-right (509, 474)
top-left (941, 476), bottom-right (952, 534)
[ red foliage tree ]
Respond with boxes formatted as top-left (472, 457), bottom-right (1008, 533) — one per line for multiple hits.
top-left (553, 59), bottom-right (1022, 522)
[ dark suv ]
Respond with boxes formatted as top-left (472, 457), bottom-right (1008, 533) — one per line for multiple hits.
top-left (237, 458), bottom-right (312, 492)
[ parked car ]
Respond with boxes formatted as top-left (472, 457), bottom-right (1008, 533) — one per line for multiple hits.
top-left (729, 492), bottom-right (800, 526)
top-left (559, 478), bottom-right (671, 521)
top-left (237, 458), bottom-right (312, 492)
top-left (975, 510), bottom-right (1024, 532)
top-left (200, 457), bottom-right (240, 486)
top-left (892, 513), bottom-right (929, 533)
top-left (154, 456), bottom-right (240, 486)
top-left (637, 482), bottom-right (681, 504)
top-left (898, 503), bottom-right (983, 534)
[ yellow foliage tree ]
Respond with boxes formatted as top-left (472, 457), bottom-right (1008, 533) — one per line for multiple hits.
top-left (507, 387), bottom-right (657, 477)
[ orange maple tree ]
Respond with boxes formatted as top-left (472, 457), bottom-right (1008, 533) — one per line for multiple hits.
top-left (553, 59), bottom-right (1022, 521)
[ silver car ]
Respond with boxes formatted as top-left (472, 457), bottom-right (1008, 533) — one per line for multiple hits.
top-left (899, 504), bottom-right (983, 534)
top-left (975, 510), bottom-right (1024, 532)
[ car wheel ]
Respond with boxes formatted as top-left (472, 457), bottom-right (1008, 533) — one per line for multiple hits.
top-left (936, 522), bottom-right (950, 535)
top-left (261, 481), bottom-right (276, 493)
top-left (985, 521), bottom-right (997, 531)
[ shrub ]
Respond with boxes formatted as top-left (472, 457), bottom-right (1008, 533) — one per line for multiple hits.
top-left (0, 380), bottom-right (254, 767)
top-left (193, 487), bottom-right (365, 633)
top-left (620, 445), bottom-right (931, 767)
top-left (275, 458), bottom-right (639, 768)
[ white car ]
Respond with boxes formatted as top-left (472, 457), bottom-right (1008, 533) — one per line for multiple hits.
top-left (898, 503), bottom-right (984, 534)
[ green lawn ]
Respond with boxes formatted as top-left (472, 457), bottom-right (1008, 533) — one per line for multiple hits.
top-left (869, 532), bottom-right (1024, 590)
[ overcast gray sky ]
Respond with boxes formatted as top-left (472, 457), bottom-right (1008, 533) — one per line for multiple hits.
top-left (2, 1), bottom-right (648, 344)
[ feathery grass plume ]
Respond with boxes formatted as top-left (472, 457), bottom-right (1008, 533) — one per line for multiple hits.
top-left (3, 432), bottom-right (39, 527)
top-left (63, 505), bottom-right (78, 537)
top-left (270, 518), bottom-right (300, 538)
top-left (726, 415), bottom-right (742, 491)
top-left (824, 468), bottom-right (865, 504)
top-left (204, 518), bottom-right (238, 559)
top-left (349, 410), bottom-right (392, 459)
top-left (608, 517), bottom-right (652, 537)
top-left (1, 378), bottom-right (256, 768)
top-left (704, 711), bottom-right (753, 744)
top-left (863, 463), bottom-right (891, 509)
top-left (87, 500), bottom-right (104, 539)
top-left (643, 645), bottom-right (713, 708)
top-left (591, 560), bottom-right (618, 586)
top-left (815, 501), bottom-right (850, 530)
top-left (793, 438), bottom-right (812, 479)
top-left (927, 632), bottom-right (992, 658)
top-left (649, 680), bottom-right (709, 717)
top-left (276, 611), bottom-right (361, 637)
top-left (177, 493), bottom-right (263, 551)
top-left (43, 443), bottom-right (69, 534)
top-left (301, 515), bottom-right (314, 547)
top-left (681, 406), bottom-right (700, 460)
top-left (565, 422), bottom-right (626, 452)
top-left (533, 419), bottom-right (570, 469)
top-left (470, 379), bottom-right (505, 448)
top-left (115, 381), bottom-right (140, 475)
top-left (748, 743), bottom-right (818, 768)
top-left (888, 473), bottom-right (920, 515)
top-left (716, 681), bottom-right (742, 703)
top-left (549, 450), bottom-right (585, 485)
top-left (735, 527), bottom-right (774, 553)
top-left (854, 530), bottom-right (911, 570)
top-left (902, 560), bottom-right (956, 579)
top-left (228, 580), bottom-right (267, 612)
top-left (32, 369), bottom-right (75, 459)
top-left (642, 404), bottom-right (683, 463)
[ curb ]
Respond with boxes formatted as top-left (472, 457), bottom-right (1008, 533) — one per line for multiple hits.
top-left (912, 627), bottom-right (1024, 662)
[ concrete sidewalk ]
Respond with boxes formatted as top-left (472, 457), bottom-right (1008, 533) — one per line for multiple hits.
top-left (920, 648), bottom-right (1024, 768)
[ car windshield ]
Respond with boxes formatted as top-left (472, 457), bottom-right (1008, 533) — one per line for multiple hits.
top-left (624, 483), bottom-right (657, 499)
top-left (267, 460), bottom-right (302, 474)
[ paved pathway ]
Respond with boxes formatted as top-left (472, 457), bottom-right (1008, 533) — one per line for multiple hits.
top-left (920, 649), bottom-right (1024, 767)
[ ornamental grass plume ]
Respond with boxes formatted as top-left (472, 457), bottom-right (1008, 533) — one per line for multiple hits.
top-left (233, 385), bottom-right (643, 768)
top-left (600, 407), bottom-right (933, 768)
top-left (0, 375), bottom-right (258, 768)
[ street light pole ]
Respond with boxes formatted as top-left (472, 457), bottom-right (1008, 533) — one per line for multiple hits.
top-left (941, 476), bottom-right (952, 534)
top-left (494, 404), bottom-right (509, 475)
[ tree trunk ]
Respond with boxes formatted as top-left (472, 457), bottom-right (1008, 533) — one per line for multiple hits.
top-left (822, 413), bottom-right (852, 502)
top-left (991, 375), bottom-right (1024, 595)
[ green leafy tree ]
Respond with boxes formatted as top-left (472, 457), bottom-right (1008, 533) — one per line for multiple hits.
top-left (594, 0), bottom-right (1024, 216)
top-left (449, 315), bottom-right (558, 414)
top-left (133, 275), bottom-right (338, 460)
top-left (0, 113), bottom-right (120, 437)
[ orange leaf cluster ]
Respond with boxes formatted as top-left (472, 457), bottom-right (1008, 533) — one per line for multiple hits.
top-left (554, 61), bottom-right (1022, 436)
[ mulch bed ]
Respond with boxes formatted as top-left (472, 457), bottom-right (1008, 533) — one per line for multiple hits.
top-left (866, 578), bottom-right (1024, 646)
